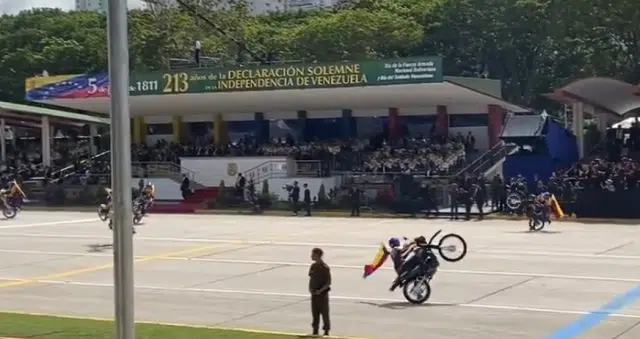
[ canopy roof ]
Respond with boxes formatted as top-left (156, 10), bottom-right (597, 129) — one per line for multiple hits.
top-left (545, 77), bottom-right (640, 116)
top-left (0, 101), bottom-right (109, 125)
top-left (500, 114), bottom-right (546, 139)
top-left (36, 80), bottom-right (530, 116)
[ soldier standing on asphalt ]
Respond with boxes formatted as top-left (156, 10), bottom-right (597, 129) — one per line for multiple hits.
top-left (449, 182), bottom-right (459, 220)
top-left (303, 183), bottom-right (312, 216)
top-left (308, 247), bottom-right (331, 336)
top-left (349, 185), bottom-right (361, 217)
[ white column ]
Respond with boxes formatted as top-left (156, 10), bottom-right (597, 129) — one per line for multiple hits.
top-left (572, 102), bottom-right (584, 158)
top-left (41, 116), bottom-right (51, 166)
top-left (596, 114), bottom-right (606, 134)
top-left (89, 124), bottom-right (98, 156)
top-left (0, 119), bottom-right (5, 163)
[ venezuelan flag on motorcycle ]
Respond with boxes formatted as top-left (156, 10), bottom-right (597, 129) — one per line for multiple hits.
top-left (363, 243), bottom-right (389, 278)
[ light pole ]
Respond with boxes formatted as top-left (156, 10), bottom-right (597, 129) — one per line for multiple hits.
top-left (106, 0), bottom-right (135, 338)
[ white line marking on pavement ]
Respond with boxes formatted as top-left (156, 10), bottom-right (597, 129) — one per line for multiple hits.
top-left (0, 219), bottom-right (98, 230)
top-left (1, 233), bottom-right (639, 260)
top-left (0, 248), bottom-right (639, 283)
top-left (1, 278), bottom-right (639, 319)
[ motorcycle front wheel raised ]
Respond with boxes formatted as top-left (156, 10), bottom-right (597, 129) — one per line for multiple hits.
top-left (402, 277), bottom-right (431, 304)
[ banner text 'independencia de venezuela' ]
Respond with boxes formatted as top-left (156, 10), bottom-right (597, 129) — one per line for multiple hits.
top-left (25, 57), bottom-right (442, 100)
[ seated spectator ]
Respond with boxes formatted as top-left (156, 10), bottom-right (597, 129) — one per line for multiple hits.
top-left (359, 136), bottom-right (467, 176)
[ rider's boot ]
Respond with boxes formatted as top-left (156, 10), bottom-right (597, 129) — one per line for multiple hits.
top-left (389, 278), bottom-right (401, 291)
top-left (389, 272), bottom-right (406, 291)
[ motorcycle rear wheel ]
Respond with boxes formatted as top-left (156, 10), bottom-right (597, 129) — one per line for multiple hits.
top-left (98, 206), bottom-right (108, 221)
top-left (402, 277), bottom-right (431, 304)
top-left (529, 217), bottom-right (545, 231)
top-left (2, 207), bottom-right (16, 219)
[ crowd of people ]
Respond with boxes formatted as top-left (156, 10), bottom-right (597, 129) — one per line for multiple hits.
top-left (0, 138), bottom-right (95, 182)
top-left (359, 138), bottom-right (467, 176)
top-left (43, 131), bottom-right (477, 181)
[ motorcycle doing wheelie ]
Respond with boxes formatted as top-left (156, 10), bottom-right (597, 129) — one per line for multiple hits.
top-left (525, 195), bottom-right (552, 232)
top-left (1, 197), bottom-right (18, 219)
top-left (391, 230), bottom-right (467, 304)
top-left (98, 200), bottom-right (144, 226)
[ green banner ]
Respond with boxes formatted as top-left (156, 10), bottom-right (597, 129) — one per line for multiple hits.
top-left (129, 57), bottom-right (442, 96)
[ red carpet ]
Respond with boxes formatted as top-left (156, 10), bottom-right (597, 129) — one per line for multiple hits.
top-left (149, 187), bottom-right (220, 213)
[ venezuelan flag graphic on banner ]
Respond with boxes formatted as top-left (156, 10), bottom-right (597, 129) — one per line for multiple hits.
top-left (550, 194), bottom-right (565, 218)
top-left (24, 73), bottom-right (110, 101)
top-left (363, 243), bottom-right (389, 279)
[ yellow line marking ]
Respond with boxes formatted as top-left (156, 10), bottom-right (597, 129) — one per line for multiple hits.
top-left (0, 244), bottom-right (221, 289)
top-left (0, 310), bottom-right (371, 339)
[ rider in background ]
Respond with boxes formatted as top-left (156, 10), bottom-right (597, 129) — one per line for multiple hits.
top-left (535, 191), bottom-right (552, 223)
top-left (140, 182), bottom-right (155, 214)
top-left (100, 187), bottom-right (113, 214)
top-left (1, 180), bottom-right (26, 210)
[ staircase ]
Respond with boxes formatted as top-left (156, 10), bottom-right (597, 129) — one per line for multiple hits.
top-left (187, 159), bottom-right (291, 208)
top-left (456, 142), bottom-right (509, 178)
top-left (132, 162), bottom-right (205, 189)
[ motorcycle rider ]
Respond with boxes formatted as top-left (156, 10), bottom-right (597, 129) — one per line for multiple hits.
top-left (1, 180), bottom-right (26, 210)
top-left (99, 187), bottom-right (113, 216)
top-left (535, 191), bottom-right (552, 223)
top-left (389, 236), bottom-right (440, 291)
top-left (101, 187), bottom-right (137, 234)
top-left (139, 182), bottom-right (155, 215)
top-left (386, 237), bottom-right (412, 274)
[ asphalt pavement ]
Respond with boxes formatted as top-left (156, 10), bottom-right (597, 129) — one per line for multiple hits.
top-left (0, 211), bottom-right (640, 338)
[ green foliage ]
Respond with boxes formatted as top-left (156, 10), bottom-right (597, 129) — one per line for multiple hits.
top-left (0, 1), bottom-right (637, 108)
top-left (261, 179), bottom-right (269, 196)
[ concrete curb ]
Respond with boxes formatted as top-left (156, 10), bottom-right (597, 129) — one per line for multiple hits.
top-left (21, 206), bottom-right (640, 225)
top-left (192, 209), bottom-right (640, 224)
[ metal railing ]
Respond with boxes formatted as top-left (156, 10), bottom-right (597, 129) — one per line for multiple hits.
top-left (456, 142), bottom-right (508, 177)
top-left (131, 161), bottom-right (196, 182)
top-left (49, 161), bottom-right (201, 187)
top-left (168, 57), bottom-right (373, 70)
top-left (242, 159), bottom-right (324, 186)
top-left (49, 150), bottom-right (111, 183)
top-left (294, 160), bottom-right (324, 177)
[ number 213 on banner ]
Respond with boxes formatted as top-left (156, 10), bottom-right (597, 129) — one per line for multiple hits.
top-left (162, 73), bottom-right (189, 93)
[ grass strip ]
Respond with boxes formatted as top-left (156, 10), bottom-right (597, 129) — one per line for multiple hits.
top-left (0, 312), bottom-right (303, 339)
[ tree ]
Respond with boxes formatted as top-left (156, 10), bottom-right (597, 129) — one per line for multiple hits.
top-left (0, 1), bottom-right (637, 109)
top-left (287, 9), bottom-right (423, 61)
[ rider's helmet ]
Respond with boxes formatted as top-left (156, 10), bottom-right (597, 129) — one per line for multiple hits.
top-left (542, 192), bottom-right (551, 200)
top-left (414, 236), bottom-right (427, 245)
top-left (146, 182), bottom-right (153, 187)
top-left (388, 237), bottom-right (401, 249)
